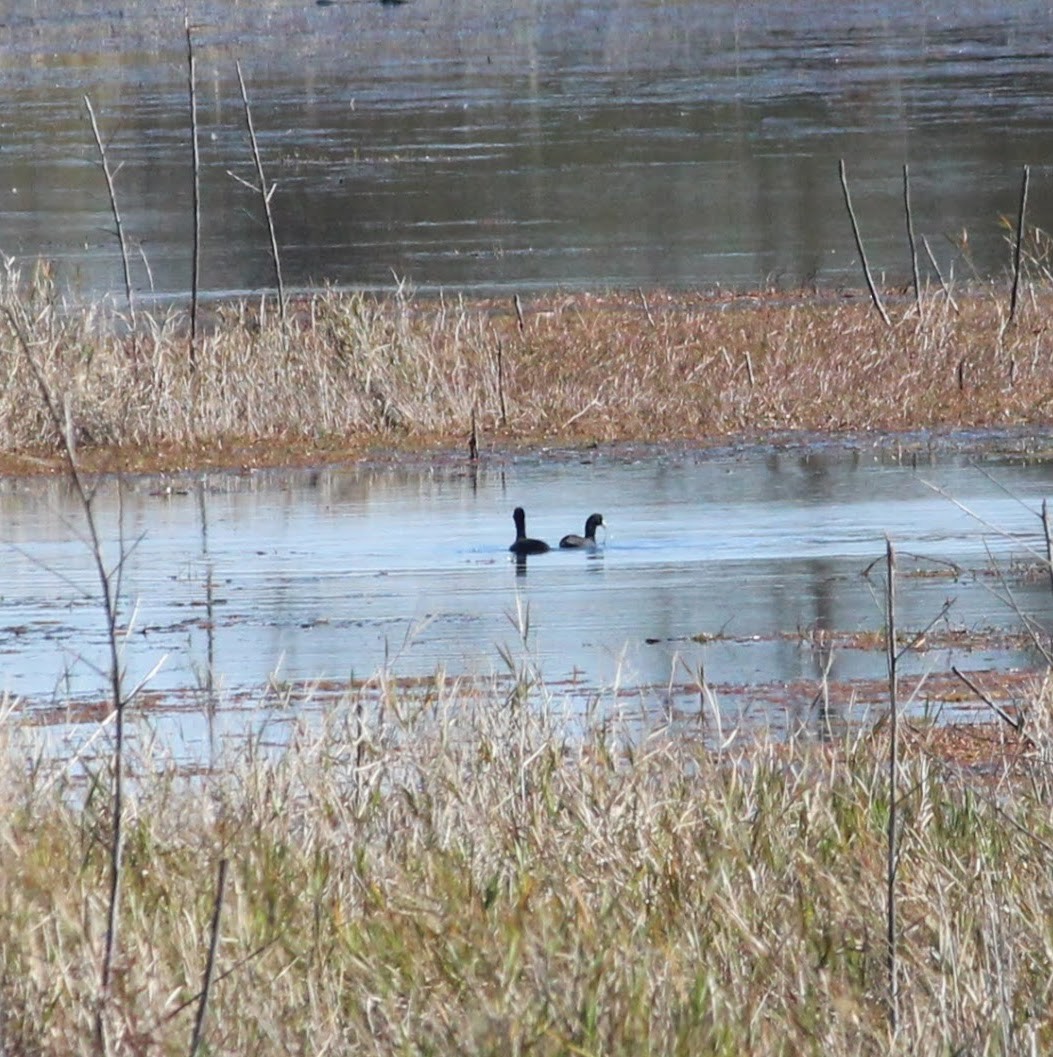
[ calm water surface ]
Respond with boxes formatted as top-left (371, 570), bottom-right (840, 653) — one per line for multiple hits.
top-left (3, 438), bottom-right (1053, 759)
top-left (4, 1), bottom-right (1053, 300)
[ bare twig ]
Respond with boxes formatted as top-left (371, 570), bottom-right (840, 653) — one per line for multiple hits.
top-left (884, 539), bottom-right (899, 1032)
top-left (84, 94), bottom-right (138, 342)
top-left (513, 293), bottom-right (525, 333)
top-left (839, 159), bottom-right (892, 328)
top-left (903, 164), bottom-right (922, 317)
top-left (561, 396), bottom-right (601, 431)
top-left (1009, 164), bottom-right (1030, 326)
top-left (188, 858), bottom-right (229, 1057)
top-left (186, 14), bottom-right (201, 363)
top-left (234, 61), bottom-right (285, 322)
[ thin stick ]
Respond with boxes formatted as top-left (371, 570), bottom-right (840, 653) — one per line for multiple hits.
top-left (185, 14), bottom-right (201, 363)
top-left (513, 293), bottom-right (525, 333)
top-left (839, 159), bottom-right (892, 328)
top-left (902, 164), bottom-right (922, 317)
top-left (188, 858), bottom-right (229, 1057)
top-left (84, 94), bottom-right (137, 340)
top-left (234, 61), bottom-right (285, 322)
top-left (921, 236), bottom-right (959, 313)
top-left (5, 308), bottom-right (128, 1053)
top-left (884, 538), bottom-right (899, 1032)
top-left (1009, 164), bottom-right (1030, 325)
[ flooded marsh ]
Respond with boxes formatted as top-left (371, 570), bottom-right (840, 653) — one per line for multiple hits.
top-left (7, 5), bottom-right (1053, 1051)
top-left (4, 437), bottom-right (1053, 762)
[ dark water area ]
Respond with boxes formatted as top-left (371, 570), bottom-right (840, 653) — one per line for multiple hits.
top-left (3, 437), bottom-right (1053, 761)
top-left (4, 1), bottom-right (1053, 302)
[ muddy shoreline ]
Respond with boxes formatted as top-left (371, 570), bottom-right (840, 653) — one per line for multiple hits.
top-left (4, 424), bottom-right (1053, 483)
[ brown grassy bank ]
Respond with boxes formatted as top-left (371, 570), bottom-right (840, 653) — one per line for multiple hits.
top-left (2, 262), bottom-right (1053, 475)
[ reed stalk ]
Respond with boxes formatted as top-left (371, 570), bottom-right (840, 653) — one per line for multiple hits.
top-left (188, 858), bottom-right (229, 1057)
top-left (185, 14), bottom-right (201, 363)
top-left (83, 95), bottom-right (137, 344)
top-left (885, 538), bottom-right (899, 1032)
top-left (839, 158), bottom-right (892, 328)
top-left (1009, 164), bottom-right (1030, 326)
top-left (903, 163), bottom-right (922, 317)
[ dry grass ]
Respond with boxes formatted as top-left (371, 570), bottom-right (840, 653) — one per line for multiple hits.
top-left (3, 259), bottom-right (1053, 473)
top-left (3, 671), bottom-right (1053, 1056)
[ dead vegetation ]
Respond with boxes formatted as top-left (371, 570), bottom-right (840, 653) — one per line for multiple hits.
top-left (2, 672), bottom-right (1053, 1056)
top-left (2, 255), bottom-right (1053, 473)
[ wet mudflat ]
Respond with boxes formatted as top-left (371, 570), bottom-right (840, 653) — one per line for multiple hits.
top-left (3, 434), bottom-right (1053, 762)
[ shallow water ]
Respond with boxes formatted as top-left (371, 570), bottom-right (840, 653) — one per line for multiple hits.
top-left (4, 1), bottom-right (1053, 300)
top-left (4, 437), bottom-right (1053, 760)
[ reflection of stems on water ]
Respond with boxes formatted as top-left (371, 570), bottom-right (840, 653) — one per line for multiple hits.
top-left (805, 640), bottom-right (836, 741)
top-left (197, 480), bottom-right (218, 765)
top-left (1042, 499), bottom-right (1053, 603)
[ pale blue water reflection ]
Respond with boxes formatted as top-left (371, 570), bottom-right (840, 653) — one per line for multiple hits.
top-left (2, 437), bottom-right (1053, 759)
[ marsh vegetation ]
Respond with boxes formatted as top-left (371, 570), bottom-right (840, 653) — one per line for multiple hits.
top-left (2, 671), bottom-right (1052, 1055)
top-left (5, 258), bottom-right (1053, 1053)
top-left (3, 257), bottom-right (1053, 474)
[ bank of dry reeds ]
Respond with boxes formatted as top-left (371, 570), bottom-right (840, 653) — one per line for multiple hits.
top-left (2, 256), bottom-right (1053, 469)
top-left (1, 672), bottom-right (1052, 1055)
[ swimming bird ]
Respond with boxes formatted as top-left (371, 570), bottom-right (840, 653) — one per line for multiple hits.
top-left (559, 512), bottom-right (604, 549)
top-left (509, 507), bottom-right (550, 556)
